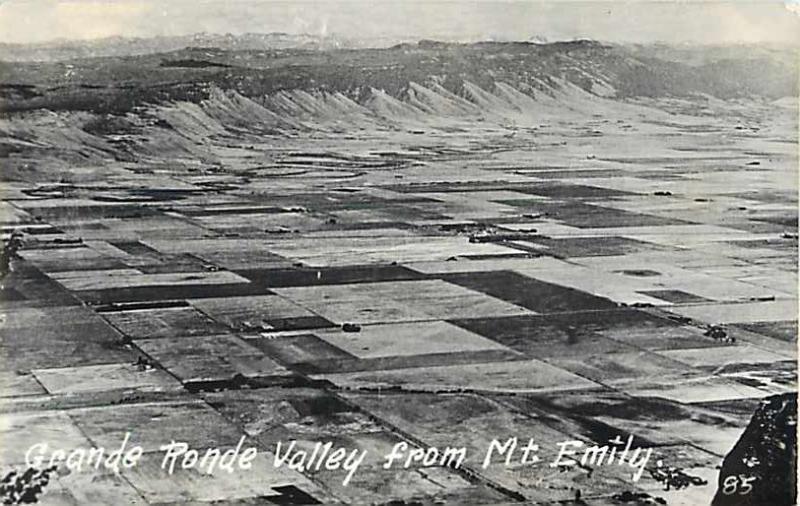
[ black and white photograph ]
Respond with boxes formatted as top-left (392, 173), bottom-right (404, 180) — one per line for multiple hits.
top-left (0, 1), bottom-right (797, 504)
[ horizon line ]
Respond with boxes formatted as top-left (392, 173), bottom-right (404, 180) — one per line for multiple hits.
top-left (2, 32), bottom-right (798, 48)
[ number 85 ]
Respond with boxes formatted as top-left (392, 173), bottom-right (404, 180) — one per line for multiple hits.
top-left (722, 475), bottom-right (756, 495)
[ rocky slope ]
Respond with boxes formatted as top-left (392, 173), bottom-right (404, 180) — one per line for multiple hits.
top-left (712, 393), bottom-right (797, 506)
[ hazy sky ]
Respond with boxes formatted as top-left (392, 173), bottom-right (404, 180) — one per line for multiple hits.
top-left (1, 0), bottom-right (799, 45)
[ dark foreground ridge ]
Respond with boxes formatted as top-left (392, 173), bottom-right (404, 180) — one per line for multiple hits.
top-left (712, 393), bottom-right (797, 506)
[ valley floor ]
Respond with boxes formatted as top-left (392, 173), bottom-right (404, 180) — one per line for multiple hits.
top-left (1, 91), bottom-right (797, 505)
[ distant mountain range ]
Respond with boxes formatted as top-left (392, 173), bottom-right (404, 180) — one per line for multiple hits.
top-left (1, 35), bottom-right (797, 169)
top-left (0, 32), bottom-right (419, 61)
top-left (4, 38), bottom-right (798, 110)
top-left (3, 32), bottom-right (795, 64)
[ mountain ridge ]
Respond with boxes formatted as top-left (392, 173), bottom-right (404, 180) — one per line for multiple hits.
top-left (1, 40), bottom-right (796, 118)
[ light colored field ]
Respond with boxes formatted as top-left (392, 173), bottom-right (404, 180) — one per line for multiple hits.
top-left (313, 321), bottom-right (511, 358)
top-left (315, 359), bottom-right (601, 393)
top-left (274, 279), bottom-right (532, 323)
top-left (31, 363), bottom-right (181, 395)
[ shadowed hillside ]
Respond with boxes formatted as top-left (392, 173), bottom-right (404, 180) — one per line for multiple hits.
top-left (1, 40), bottom-right (797, 116)
top-left (1, 39), bottom-right (797, 183)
